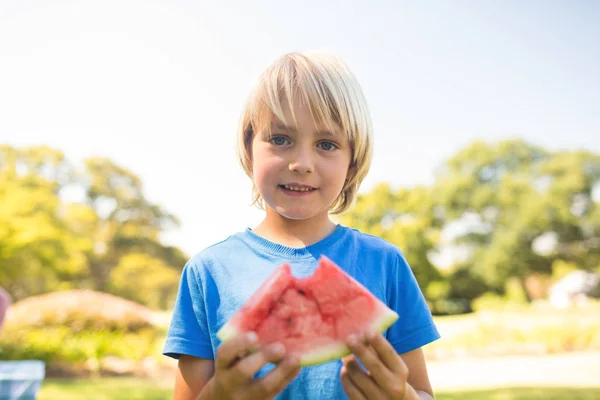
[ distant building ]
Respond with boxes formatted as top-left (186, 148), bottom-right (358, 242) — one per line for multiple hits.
top-left (549, 270), bottom-right (600, 308)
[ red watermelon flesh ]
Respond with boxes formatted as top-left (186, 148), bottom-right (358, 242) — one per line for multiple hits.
top-left (216, 256), bottom-right (399, 366)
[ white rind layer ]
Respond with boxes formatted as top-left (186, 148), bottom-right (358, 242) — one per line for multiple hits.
top-left (299, 307), bottom-right (399, 366)
top-left (216, 322), bottom-right (239, 343)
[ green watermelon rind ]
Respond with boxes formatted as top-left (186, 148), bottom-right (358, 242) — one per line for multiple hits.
top-left (216, 306), bottom-right (399, 367)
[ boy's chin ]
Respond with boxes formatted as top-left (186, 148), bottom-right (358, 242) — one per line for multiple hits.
top-left (272, 207), bottom-right (325, 221)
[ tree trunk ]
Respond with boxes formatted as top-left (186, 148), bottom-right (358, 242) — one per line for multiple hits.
top-left (519, 276), bottom-right (533, 303)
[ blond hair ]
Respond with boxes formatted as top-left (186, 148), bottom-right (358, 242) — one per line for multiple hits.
top-left (237, 50), bottom-right (373, 214)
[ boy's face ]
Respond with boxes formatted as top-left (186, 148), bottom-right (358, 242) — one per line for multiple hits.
top-left (251, 97), bottom-right (352, 222)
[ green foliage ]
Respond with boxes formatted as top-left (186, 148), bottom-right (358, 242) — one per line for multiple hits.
top-left (341, 139), bottom-right (600, 307)
top-left (110, 253), bottom-right (181, 310)
top-left (0, 326), bottom-right (161, 370)
top-left (426, 281), bottom-right (472, 315)
top-left (433, 140), bottom-right (600, 295)
top-left (0, 145), bottom-right (187, 309)
top-left (0, 289), bottom-right (164, 375)
top-left (426, 281), bottom-right (450, 301)
top-left (425, 268), bottom-right (491, 315)
top-left (337, 184), bottom-right (442, 291)
top-left (471, 293), bottom-right (526, 312)
top-left (445, 268), bottom-right (490, 301)
top-left (0, 147), bottom-right (86, 299)
top-left (504, 278), bottom-right (529, 303)
top-left (552, 260), bottom-right (579, 281)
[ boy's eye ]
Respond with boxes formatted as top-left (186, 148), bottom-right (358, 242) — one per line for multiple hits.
top-left (317, 141), bottom-right (338, 151)
top-left (269, 136), bottom-right (290, 146)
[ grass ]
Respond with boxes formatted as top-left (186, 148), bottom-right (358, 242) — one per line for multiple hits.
top-left (426, 306), bottom-right (600, 359)
top-left (28, 305), bottom-right (600, 399)
top-left (38, 377), bottom-right (172, 400)
top-left (436, 387), bottom-right (600, 399)
top-left (37, 378), bottom-right (600, 400)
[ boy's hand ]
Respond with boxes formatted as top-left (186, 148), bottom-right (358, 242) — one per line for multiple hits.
top-left (211, 332), bottom-right (301, 400)
top-left (340, 330), bottom-right (414, 400)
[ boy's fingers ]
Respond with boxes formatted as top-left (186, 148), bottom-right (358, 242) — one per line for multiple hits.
top-left (340, 365), bottom-right (367, 400)
top-left (365, 330), bottom-right (405, 373)
top-left (229, 342), bottom-right (287, 385)
top-left (249, 356), bottom-right (301, 397)
top-left (215, 332), bottom-right (258, 370)
top-left (345, 359), bottom-right (385, 399)
top-left (346, 334), bottom-right (396, 390)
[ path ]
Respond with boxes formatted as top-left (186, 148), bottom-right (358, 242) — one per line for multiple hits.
top-left (427, 351), bottom-right (600, 390)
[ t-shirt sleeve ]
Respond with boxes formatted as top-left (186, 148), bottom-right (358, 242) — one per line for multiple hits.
top-left (163, 261), bottom-right (215, 360)
top-left (386, 251), bottom-right (440, 354)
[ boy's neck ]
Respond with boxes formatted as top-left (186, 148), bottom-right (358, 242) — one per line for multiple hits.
top-left (252, 210), bottom-right (337, 249)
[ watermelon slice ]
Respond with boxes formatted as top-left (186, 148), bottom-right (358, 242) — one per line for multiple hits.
top-left (217, 256), bottom-right (399, 366)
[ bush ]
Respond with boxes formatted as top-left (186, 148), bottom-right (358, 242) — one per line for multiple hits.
top-left (0, 326), bottom-right (164, 377)
top-left (0, 290), bottom-right (165, 377)
top-left (471, 292), bottom-right (527, 312)
top-left (4, 290), bottom-right (154, 332)
top-left (431, 298), bottom-right (472, 316)
top-left (0, 326), bottom-right (161, 363)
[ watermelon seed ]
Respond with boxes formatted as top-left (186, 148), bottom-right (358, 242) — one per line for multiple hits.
top-left (298, 289), bottom-right (306, 296)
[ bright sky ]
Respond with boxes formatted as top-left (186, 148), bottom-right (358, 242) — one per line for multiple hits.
top-left (1, 1), bottom-right (599, 257)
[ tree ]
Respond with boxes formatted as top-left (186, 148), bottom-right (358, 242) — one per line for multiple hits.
top-left (433, 140), bottom-right (600, 300)
top-left (0, 145), bottom-right (86, 299)
top-left (0, 145), bottom-right (187, 309)
top-left (340, 139), bottom-right (600, 305)
top-left (81, 157), bottom-right (186, 292)
top-left (337, 183), bottom-right (442, 292)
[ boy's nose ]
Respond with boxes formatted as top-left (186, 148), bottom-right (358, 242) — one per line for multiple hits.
top-left (289, 149), bottom-right (314, 174)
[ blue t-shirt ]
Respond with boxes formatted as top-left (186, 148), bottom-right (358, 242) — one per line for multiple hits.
top-left (163, 224), bottom-right (440, 399)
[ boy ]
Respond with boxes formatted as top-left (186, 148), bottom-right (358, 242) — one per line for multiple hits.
top-left (164, 50), bottom-right (439, 399)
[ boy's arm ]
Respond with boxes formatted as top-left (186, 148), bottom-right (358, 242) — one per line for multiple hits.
top-left (174, 355), bottom-right (215, 400)
top-left (401, 348), bottom-right (435, 400)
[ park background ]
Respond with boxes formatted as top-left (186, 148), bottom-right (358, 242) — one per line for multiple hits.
top-left (1, 1), bottom-right (599, 398)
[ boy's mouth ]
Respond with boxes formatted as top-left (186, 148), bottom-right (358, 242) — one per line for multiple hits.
top-left (279, 184), bottom-right (317, 192)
